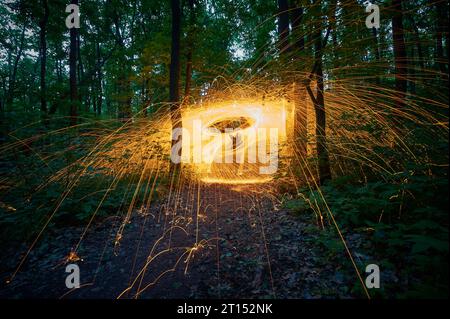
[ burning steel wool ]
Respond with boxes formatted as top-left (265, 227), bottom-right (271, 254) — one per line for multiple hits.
top-left (179, 98), bottom-right (295, 184)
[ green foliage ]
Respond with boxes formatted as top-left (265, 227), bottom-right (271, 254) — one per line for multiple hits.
top-left (284, 162), bottom-right (448, 298)
top-left (0, 114), bottom-right (164, 245)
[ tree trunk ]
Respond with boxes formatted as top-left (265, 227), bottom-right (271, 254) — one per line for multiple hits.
top-left (392, 0), bottom-right (407, 107)
top-left (409, 45), bottom-right (416, 94)
top-left (170, 0), bottom-right (182, 171)
top-left (372, 27), bottom-right (381, 85)
top-left (409, 17), bottom-right (424, 70)
top-left (330, 0), bottom-right (338, 64)
top-left (184, 0), bottom-right (195, 102)
top-left (292, 83), bottom-right (307, 160)
top-left (39, 0), bottom-right (49, 114)
top-left (184, 51), bottom-right (192, 100)
top-left (93, 87), bottom-right (97, 114)
top-left (277, 0), bottom-right (290, 58)
top-left (290, 0), bottom-right (304, 51)
top-left (313, 23), bottom-right (331, 185)
top-left (6, 24), bottom-right (26, 107)
top-left (290, 0), bottom-right (307, 160)
top-left (435, 0), bottom-right (449, 80)
top-left (77, 32), bottom-right (84, 105)
top-left (141, 77), bottom-right (150, 117)
top-left (96, 42), bottom-right (102, 116)
top-left (112, 9), bottom-right (132, 120)
top-left (69, 0), bottom-right (79, 125)
top-left (304, 1), bottom-right (332, 185)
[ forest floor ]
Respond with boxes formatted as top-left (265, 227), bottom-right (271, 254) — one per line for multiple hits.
top-left (0, 182), bottom-right (370, 299)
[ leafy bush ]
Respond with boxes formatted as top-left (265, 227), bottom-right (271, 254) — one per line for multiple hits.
top-left (284, 164), bottom-right (448, 298)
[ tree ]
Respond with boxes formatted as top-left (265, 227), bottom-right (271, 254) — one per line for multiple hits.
top-left (434, 0), bottom-right (449, 80)
top-left (39, 0), bottom-right (49, 114)
top-left (111, 3), bottom-right (132, 121)
top-left (392, 0), bottom-right (407, 108)
top-left (69, 0), bottom-right (79, 125)
top-left (290, 0), bottom-right (304, 51)
top-left (5, 23), bottom-right (27, 108)
top-left (170, 0), bottom-right (182, 171)
top-left (184, 0), bottom-right (195, 102)
top-left (96, 42), bottom-right (103, 116)
top-left (277, 0), bottom-right (290, 58)
top-left (290, 0), bottom-right (307, 161)
top-left (305, 0), bottom-right (332, 185)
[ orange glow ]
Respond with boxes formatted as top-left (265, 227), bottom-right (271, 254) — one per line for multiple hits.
top-left (181, 98), bottom-right (294, 184)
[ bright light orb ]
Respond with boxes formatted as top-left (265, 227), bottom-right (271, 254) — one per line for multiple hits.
top-left (181, 99), bottom-right (294, 184)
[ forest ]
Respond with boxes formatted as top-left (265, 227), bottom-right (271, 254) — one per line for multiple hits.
top-left (0, 0), bottom-right (448, 299)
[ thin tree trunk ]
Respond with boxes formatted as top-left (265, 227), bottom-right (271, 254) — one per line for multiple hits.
top-left (93, 87), bottom-right (97, 114)
top-left (39, 0), bottom-right (49, 114)
top-left (292, 83), bottom-right (307, 159)
top-left (184, 51), bottom-right (192, 99)
top-left (290, 0), bottom-right (307, 160)
top-left (290, 0), bottom-right (304, 51)
top-left (141, 77), bottom-right (147, 117)
top-left (372, 27), bottom-right (381, 85)
top-left (169, 0), bottom-right (181, 107)
top-left (392, 0), bottom-right (407, 107)
top-left (96, 42), bottom-right (102, 115)
top-left (170, 0), bottom-right (182, 171)
top-left (330, 0), bottom-right (338, 64)
top-left (304, 1), bottom-right (332, 185)
top-left (435, 0), bottom-right (449, 80)
top-left (313, 22), bottom-right (331, 185)
top-left (77, 32), bottom-right (84, 105)
top-left (56, 56), bottom-right (63, 82)
top-left (409, 17), bottom-right (424, 70)
top-left (6, 24), bottom-right (26, 107)
top-left (69, 0), bottom-right (79, 125)
top-left (184, 0), bottom-right (195, 102)
top-left (277, 0), bottom-right (290, 58)
top-left (409, 46), bottom-right (416, 94)
top-left (112, 9), bottom-right (131, 120)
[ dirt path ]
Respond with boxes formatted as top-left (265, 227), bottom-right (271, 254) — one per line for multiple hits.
top-left (0, 183), bottom-right (361, 299)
